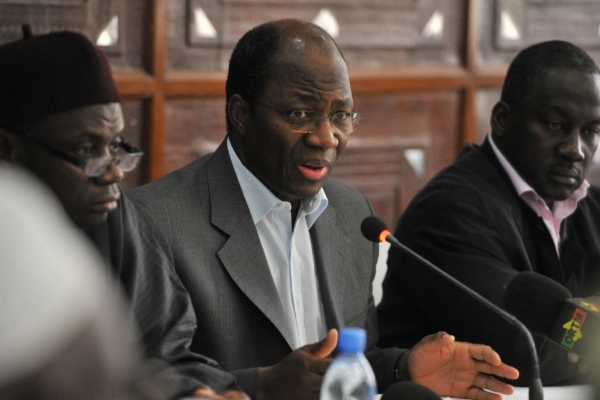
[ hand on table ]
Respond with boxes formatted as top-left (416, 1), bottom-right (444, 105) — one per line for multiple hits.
top-left (257, 329), bottom-right (338, 400)
top-left (406, 332), bottom-right (519, 400)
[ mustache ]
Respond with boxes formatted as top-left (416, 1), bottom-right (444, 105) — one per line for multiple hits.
top-left (549, 162), bottom-right (582, 179)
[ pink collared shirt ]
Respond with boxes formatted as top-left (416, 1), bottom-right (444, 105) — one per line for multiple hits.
top-left (488, 135), bottom-right (589, 256)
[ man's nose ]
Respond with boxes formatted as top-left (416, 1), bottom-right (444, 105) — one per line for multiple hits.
top-left (304, 117), bottom-right (339, 149)
top-left (560, 131), bottom-right (585, 161)
top-left (96, 160), bottom-right (125, 184)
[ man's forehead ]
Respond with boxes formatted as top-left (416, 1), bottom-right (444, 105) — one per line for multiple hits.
top-left (271, 34), bottom-right (346, 77)
top-left (522, 68), bottom-right (600, 103)
top-left (278, 33), bottom-right (337, 57)
top-left (30, 103), bottom-right (124, 138)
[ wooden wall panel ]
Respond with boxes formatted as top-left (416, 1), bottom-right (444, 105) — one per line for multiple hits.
top-left (0, 4), bottom-right (87, 44)
top-left (333, 92), bottom-right (461, 227)
top-left (164, 99), bottom-right (226, 175)
top-left (474, 88), bottom-right (500, 144)
top-left (0, 0), bottom-right (148, 70)
top-left (120, 100), bottom-right (145, 191)
top-left (168, 0), bottom-right (467, 71)
top-left (477, 0), bottom-right (600, 67)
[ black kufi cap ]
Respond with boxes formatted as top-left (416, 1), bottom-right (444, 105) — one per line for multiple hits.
top-left (0, 27), bottom-right (121, 131)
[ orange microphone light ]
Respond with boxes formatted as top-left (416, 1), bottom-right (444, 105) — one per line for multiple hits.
top-left (360, 216), bottom-right (391, 244)
top-left (379, 229), bottom-right (391, 243)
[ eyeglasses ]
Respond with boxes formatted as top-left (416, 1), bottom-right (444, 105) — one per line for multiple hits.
top-left (256, 102), bottom-right (361, 135)
top-left (14, 132), bottom-right (144, 177)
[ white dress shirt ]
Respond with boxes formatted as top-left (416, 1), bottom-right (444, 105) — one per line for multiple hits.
top-left (227, 139), bottom-right (328, 348)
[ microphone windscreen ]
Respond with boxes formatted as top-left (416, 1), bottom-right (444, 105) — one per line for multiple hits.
top-left (361, 216), bottom-right (389, 243)
top-left (502, 271), bottom-right (572, 334)
top-left (381, 382), bottom-right (440, 400)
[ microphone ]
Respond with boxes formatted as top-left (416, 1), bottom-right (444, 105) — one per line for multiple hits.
top-left (361, 216), bottom-right (543, 400)
top-left (380, 382), bottom-right (439, 400)
top-left (503, 271), bottom-right (600, 359)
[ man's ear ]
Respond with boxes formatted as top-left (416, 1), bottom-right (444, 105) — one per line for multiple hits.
top-left (0, 129), bottom-right (21, 163)
top-left (227, 94), bottom-right (250, 136)
top-left (490, 100), bottom-right (511, 140)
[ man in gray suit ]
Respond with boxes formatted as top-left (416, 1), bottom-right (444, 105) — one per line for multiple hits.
top-left (129, 19), bottom-right (519, 400)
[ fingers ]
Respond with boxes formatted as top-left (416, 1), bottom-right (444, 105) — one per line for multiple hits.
top-left (465, 386), bottom-right (506, 400)
top-left (218, 391), bottom-right (251, 400)
top-left (308, 356), bottom-right (333, 375)
top-left (469, 348), bottom-right (519, 380)
top-left (463, 342), bottom-right (519, 380)
top-left (467, 343), bottom-right (502, 366)
top-left (194, 387), bottom-right (221, 399)
top-left (472, 373), bottom-right (514, 395)
top-left (439, 332), bottom-right (455, 344)
top-left (307, 329), bottom-right (338, 359)
top-left (465, 374), bottom-right (515, 400)
top-left (478, 361), bottom-right (520, 380)
top-left (258, 359), bottom-right (324, 400)
top-left (411, 331), bottom-right (455, 360)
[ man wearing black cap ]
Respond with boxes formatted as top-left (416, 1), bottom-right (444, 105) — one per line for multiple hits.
top-left (0, 28), bottom-right (245, 400)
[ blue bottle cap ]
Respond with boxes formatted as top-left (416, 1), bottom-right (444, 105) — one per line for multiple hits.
top-left (338, 327), bottom-right (366, 353)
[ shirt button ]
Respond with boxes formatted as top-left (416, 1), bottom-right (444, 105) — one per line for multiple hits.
top-left (567, 351), bottom-right (579, 364)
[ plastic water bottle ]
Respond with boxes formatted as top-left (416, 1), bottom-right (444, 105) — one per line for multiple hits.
top-left (320, 327), bottom-right (377, 400)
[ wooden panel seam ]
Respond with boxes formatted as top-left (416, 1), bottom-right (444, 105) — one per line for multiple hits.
top-left (113, 70), bottom-right (155, 97)
top-left (163, 67), bottom-right (476, 98)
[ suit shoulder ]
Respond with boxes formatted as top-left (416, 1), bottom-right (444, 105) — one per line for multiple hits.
top-left (323, 178), bottom-right (370, 207)
top-left (323, 178), bottom-right (374, 225)
top-left (587, 184), bottom-right (600, 198)
top-left (129, 153), bottom-right (213, 207)
top-left (579, 184), bottom-right (600, 211)
top-left (412, 146), bottom-right (512, 208)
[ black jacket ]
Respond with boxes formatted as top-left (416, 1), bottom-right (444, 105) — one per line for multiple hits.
top-left (378, 138), bottom-right (600, 386)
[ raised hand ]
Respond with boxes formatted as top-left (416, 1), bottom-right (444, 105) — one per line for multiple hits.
top-left (257, 329), bottom-right (338, 400)
top-left (407, 332), bottom-right (519, 400)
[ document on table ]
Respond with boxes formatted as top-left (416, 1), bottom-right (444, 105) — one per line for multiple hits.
top-left (374, 385), bottom-right (595, 399)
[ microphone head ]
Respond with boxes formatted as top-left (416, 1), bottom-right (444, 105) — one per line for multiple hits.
top-left (381, 382), bottom-right (440, 400)
top-left (503, 271), bottom-right (572, 334)
top-left (361, 216), bottom-right (389, 243)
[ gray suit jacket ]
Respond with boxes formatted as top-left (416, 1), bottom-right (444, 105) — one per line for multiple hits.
top-left (129, 140), bottom-right (404, 398)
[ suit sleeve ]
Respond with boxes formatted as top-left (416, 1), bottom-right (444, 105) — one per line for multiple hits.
top-left (87, 193), bottom-right (240, 397)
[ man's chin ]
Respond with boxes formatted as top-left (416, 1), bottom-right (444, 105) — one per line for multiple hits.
top-left (73, 210), bottom-right (112, 229)
top-left (541, 187), bottom-right (578, 206)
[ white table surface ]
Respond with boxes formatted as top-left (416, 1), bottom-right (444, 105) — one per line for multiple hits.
top-left (375, 385), bottom-right (595, 399)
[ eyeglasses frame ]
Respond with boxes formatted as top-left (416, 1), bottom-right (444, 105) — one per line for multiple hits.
top-left (9, 130), bottom-right (144, 177)
top-left (255, 101), bottom-right (361, 135)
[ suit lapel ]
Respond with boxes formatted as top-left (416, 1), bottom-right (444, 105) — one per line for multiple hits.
top-left (208, 142), bottom-right (296, 349)
top-left (311, 201), bottom-right (348, 331)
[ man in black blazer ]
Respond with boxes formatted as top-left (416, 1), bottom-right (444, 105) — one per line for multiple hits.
top-left (0, 28), bottom-right (244, 399)
top-left (130, 18), bottom-right (518, 400)
top-left (378, 40), bottom-right (600, 387)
